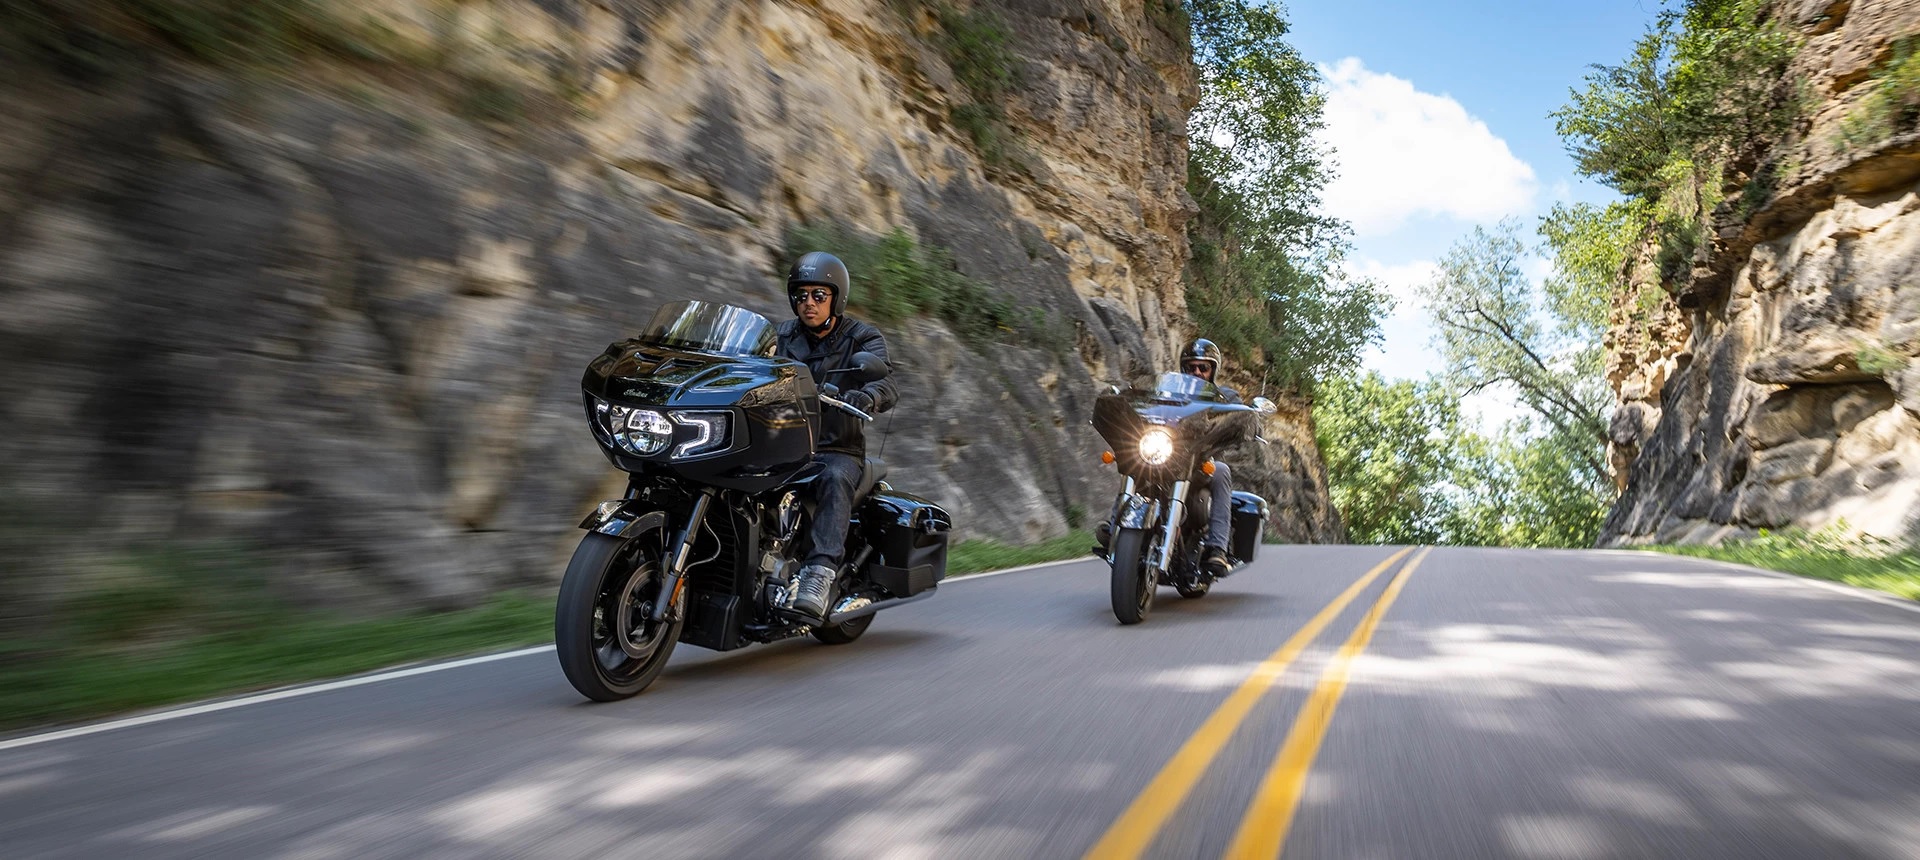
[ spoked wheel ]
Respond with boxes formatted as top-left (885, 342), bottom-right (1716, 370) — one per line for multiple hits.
top-left (1109, 527), bottom-right (1155, 625)
top-left (555, 532), bottom-right (683, 701)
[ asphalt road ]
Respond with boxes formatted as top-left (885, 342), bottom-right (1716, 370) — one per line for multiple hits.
top-left (2, 545), bottom-right (1918, 859)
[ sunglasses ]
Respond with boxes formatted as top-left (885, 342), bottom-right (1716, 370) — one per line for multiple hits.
top-left (1184, 362), bottom-right (1214, 376)
top-left (791, 288), bottom-right (833, 304)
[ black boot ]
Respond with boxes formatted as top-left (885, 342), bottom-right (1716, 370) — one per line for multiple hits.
top-left (1202, 546), bottom-right (1232, 579)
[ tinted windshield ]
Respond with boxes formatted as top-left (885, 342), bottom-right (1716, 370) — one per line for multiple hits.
top-left (640, 301), bottom-right (775, 356)
top-left (1132, 372), bottom-right (1216, 401)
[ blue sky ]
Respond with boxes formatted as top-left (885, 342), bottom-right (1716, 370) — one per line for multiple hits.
top-left (1277, 1), bottom-right (1663, 387)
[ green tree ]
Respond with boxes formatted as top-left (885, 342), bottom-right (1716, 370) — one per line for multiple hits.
top-left (1314, 372), bottom-right (1465, 544)
top-left (1182, 0), bottom-right (1388, 390)
top-left (1444, 423), bottom-right (1612, 548)
top-left (1422, 220), bottom-right (1613, 486)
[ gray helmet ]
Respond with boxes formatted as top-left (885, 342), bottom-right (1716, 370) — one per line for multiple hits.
top-left (787, 251), bottom-right (850, 318)
top-left (1181, 338), bottom-right (1223, 378)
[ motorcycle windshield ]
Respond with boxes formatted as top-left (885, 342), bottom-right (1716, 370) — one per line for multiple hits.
top-left (1134, 372), bottom-right (1216, 402)
top-left (639, 301), bottom-right (776, 357)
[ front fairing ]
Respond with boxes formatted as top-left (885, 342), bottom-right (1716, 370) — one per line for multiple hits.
top-left (581, 338), bottom-right (821, 492)
top-left (1092, 374), bottom-right (1257, 481)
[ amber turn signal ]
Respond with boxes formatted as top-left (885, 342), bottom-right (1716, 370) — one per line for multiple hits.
top-left (1201, 460), bottom-right (1215, 476)
top-left (1101, 451), bottom-right (1115, 464)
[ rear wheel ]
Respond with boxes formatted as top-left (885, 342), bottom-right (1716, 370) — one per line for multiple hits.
top-left (1109, 527), bottom-right (1154, 624)
top-left (555, 532), bottom-right (683, 701)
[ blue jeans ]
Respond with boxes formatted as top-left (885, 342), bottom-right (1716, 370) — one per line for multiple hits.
top-left (1205, 461), bottom-right (1232, 551)
top-left (805, 452), bottom-right (863, 569)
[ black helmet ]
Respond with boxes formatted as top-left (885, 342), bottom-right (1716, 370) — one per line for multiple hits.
top-left (1180, 338), bottom-right (1223, 379)
top-left (787, 251), bottom-right (850, 318)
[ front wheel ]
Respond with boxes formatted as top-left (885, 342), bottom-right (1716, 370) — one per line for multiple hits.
top-left (555, 532), bottom-right (683, 701)
top-left (1109, 527), bottom-right (1154, 625)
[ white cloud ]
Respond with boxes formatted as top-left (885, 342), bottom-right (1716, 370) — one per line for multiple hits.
top-left (1351, 257), bottom-right (1442, 379)
top-left (1316, 58), bottom-right (1538, 237)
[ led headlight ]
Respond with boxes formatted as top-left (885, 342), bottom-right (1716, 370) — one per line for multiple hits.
top-left (1139, 427), bottom-right (1175, 466)
top-left (597, 402), bottom-right (672, 455)
top-left (670, 411), bottom-right (731, 459)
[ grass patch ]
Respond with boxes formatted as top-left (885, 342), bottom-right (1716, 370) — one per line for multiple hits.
top-left (1, 526), bottom-right (1103, 731)
top-left (948, 530), bottom-right (1095, 576)
top-left (0, 586), bottom-right (551, 732)
top-left (1648, 528), bottom-right (1920, 601)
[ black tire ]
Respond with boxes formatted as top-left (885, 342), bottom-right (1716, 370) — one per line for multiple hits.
top-left (1109, 527), bottom-right (1154, 625)
top-left (811, 613), bottom-right (874, 645)
top-left (555, 532), bottom-right (683, 701)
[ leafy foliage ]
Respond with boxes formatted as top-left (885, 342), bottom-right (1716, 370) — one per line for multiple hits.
top-left (1553, 0), bottom-right (1799, 201)
top-left (1422, 221), bottom-right (1613, 487)
top-left (923, 3), bottom-right (1026, 170)
top-left (1551, 0), bottom-right (1801, 289)
top-left (1314, 373), bottom-right (1467, 544)
top-left (1181, 0), bottom-right (1388, 391)
top-left (1443, 424), bottom-right (1613, 548)
top-left (1314, 375), bottom-right (1611, 548)
top-left (1832, 37), bottom-right (1920, 153)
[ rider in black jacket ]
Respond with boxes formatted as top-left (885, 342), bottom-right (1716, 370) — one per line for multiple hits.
top-left (776, 251), bottom-right (898, 619)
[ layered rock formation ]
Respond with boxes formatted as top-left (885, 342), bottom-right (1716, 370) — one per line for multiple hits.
top-left (0, 0), bottom-right (1341, 611)
top-left (1602, 0), bottom-right (1920, 545)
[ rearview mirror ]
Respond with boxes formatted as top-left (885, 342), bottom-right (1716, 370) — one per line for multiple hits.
top-left (850, 351), bottom-right (891, 382)
top-left (1252, 396), bottom-right (1277, 416)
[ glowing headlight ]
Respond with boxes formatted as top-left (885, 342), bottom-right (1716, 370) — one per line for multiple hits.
top-left (598, 402), bottom-right (672, 455)
top-left (670, 411), bottom-right (731, 459)
top-left (1138, 427), bottom-right (1175, 465)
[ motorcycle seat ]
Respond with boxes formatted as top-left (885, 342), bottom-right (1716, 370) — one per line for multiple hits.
top-left (857, 456), bottom-right (888, 500)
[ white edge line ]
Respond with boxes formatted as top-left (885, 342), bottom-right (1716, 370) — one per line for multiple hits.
top-left (1613, 548), bottom-right (1920, 616)
top-left (0, 556), bottom-right (1094, 752)
top-left (946, 555), bottom-right (1097, 581)
top-left (0, 645), bottom-right (555, 753)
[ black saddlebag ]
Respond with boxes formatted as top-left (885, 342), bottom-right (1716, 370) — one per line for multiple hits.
top-left (861, 490), bottom-right (953, 597)
top-left (1229, 491), bottom-right (1269, 563)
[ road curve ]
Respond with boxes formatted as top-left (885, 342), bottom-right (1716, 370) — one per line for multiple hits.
top-left (1, 546), bottom-right (1917, 859)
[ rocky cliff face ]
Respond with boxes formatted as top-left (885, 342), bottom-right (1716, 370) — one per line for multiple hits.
top-left (0, 0), bottom-right (1342, 611)
top-left (1602, 0), bottom-right (1920, 545)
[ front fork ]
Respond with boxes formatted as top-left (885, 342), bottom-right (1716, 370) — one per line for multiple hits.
top-left (1148, 481), bottom-right (1190, 573)
top-left (651, 488), bottom-right (715, 623)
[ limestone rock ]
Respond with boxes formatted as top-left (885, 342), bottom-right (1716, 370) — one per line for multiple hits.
top-left (0, 0), bottom-right (1343, 612)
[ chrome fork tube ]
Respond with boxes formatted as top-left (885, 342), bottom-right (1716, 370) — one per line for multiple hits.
top-left (1149, 480), bottom-right (1189, 572)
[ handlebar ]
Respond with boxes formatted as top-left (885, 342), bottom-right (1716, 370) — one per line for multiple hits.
top-left (820, 395), bottom-right (874, 422)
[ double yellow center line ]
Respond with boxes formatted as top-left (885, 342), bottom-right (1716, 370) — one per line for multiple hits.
top-left (1084, 546), bottom-right (1434, 860)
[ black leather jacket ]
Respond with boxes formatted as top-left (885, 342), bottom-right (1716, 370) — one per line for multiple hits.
top-left (777, 316), bottom-right (898, 456)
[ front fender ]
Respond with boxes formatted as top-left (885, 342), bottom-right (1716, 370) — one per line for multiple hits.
top-left (579, 500), bottom-right (669, 539)
top-left (1116, 494), bottom-right (1159, 530)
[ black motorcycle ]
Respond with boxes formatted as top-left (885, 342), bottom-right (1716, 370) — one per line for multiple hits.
top-left (1092, 372), bottom-right (1275, 624)
top-left (556, 300), bottom-right (952, 701)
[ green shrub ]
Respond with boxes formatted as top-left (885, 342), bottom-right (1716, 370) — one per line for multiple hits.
top-left (1831, 38), bottom-right (1920, 153)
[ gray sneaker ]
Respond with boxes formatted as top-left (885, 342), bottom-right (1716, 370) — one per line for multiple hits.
top-left (791, 564), bottom-right (836, 619)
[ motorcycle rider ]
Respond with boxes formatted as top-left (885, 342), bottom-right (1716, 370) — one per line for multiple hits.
top-left (1094, 338), bottom-right (1240, 579)
top-left (777, 251), bottom-right (897, 620)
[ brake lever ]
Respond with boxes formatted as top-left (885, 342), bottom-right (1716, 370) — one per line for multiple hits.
top-left (820, 395), bottom-right (874, 422)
